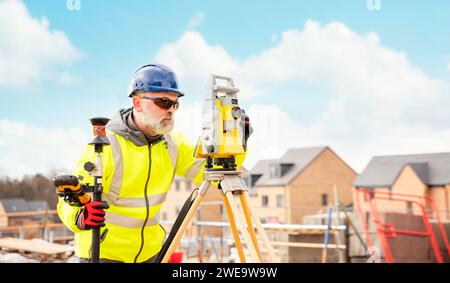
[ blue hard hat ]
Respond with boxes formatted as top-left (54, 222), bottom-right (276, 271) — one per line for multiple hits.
top-left (128, 64), bottom-right (184, 97)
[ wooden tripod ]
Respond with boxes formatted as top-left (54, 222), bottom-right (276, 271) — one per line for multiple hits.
top-left (161, 169), bottom-right (278, 263)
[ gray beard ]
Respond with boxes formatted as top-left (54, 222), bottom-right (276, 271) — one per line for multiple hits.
top-left (141, 111), bottom-right (174, 135)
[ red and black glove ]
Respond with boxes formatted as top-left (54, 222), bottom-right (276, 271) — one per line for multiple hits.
top-left (75, 201), bottom-right (109, 230)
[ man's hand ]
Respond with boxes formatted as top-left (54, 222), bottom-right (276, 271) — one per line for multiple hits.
top-left (76, 201), bottom-right (109, 230)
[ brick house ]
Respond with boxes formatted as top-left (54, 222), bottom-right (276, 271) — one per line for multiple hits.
top-left (352, 152), bottom-right (450, 262)
top-left (0, 198), bottom-right (38, 238)
top-left (353, 152), bottom-right (450, 220)
top-left (247, 146), bottom-right (357, 224)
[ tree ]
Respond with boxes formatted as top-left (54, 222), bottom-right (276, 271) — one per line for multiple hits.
top-left (0, 174), bottom-right (58, 209)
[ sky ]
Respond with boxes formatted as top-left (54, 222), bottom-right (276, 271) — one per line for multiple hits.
top-left (0, 0), bottom-right (450, 178)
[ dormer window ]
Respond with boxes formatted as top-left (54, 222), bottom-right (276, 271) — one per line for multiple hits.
top-left (250, 174), bottom-right (262, 187)
top-left (269, 164), bottom-right (281, 179)
top-left (269, 163), bottom-right (293, 179)
top-left (280, 163), bottom-right (294, 176)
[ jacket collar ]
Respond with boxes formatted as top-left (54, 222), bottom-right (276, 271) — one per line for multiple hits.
top-left (106, 107), bottom-right (164, 146)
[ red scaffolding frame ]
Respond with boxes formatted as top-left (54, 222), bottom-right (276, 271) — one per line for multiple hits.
top-left (355, 188), bottom-right (450, 263)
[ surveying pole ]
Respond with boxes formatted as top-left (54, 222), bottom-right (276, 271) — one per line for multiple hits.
top-left (84, 117), bottom-right (110, 263)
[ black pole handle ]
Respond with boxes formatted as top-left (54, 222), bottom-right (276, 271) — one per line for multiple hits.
top-left (91, 176), bottom-right (102, 263)
top-left (87, 116), bottom-right (109, 263)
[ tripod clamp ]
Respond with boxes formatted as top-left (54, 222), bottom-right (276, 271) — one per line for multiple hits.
top-left (200, 169), bottom-right (248, 195)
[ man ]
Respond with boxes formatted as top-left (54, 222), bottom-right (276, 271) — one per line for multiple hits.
top-left (57, 64), bottom-right (248, 263)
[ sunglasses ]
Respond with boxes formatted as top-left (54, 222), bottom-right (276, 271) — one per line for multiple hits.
top-left (139, 96), bottom-right (179, 110)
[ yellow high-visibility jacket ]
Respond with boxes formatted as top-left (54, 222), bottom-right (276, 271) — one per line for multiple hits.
top-left (57, 107), bottom-right (245, 263)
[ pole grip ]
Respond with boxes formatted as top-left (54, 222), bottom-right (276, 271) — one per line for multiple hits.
top-left (91, 176), bottom-right (102, 263)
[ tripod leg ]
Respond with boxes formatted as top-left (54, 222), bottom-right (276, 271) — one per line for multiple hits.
top-left (242, 191), bottom-right (278, 262)
top-left (223, 194), bottom-right (246, 263)
top-left (161, 181), bottom-right (210, 263)
top-left (239, 193), bottom-right (264, 262)
top-left (225, 191), bottom-right (261, 263)
top-left (185, 217), bottom-right (196, 258)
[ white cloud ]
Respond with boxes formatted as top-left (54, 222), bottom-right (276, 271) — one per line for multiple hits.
top-left (187, 11), bottom-right (205, 30)
top-left (3, 19), bottom-right (448, 177)
top-left (56, 71), bottom-right (80, 85)
top-left (155, 21), bottom-right (450, 173)
top-left (0, 0), bottom-right (81, 87)
top-left (155, 31), bottom-right (238, 84)
top-left (0, 119), bottom-right (89, 178)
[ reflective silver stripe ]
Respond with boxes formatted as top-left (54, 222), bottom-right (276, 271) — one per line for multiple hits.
top-left (164, 134), bottom-right (178, 170)
top-left (106, 211), bottom-right (160, 228)
top-left (103, 193), bottom-right (167, 208)
top-left (104, 133), bottom-right (169, 209)
top-left (184, 158), bottom-right (205, 179)
top-left (106, 133), bottom-right (123, 202)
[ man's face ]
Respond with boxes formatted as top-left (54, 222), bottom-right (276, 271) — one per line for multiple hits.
top-left (133, 91), bottom-right (179, 135)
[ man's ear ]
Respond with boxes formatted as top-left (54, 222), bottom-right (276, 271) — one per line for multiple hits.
top-left (132, 97), bottom-right (143, 112)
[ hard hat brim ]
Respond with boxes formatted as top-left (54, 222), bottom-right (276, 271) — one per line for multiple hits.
top-left (129, 86), bottom-right (184, 98)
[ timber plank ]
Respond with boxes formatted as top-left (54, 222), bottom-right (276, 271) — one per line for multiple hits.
top-left (0, 238), bottom-right (74, 255)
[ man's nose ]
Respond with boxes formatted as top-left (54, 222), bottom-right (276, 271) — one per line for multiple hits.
top-left (167, 107), bottom-right (175, 115)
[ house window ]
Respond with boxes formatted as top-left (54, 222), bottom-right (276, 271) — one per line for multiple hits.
top-left (262, 195), bottom-right (269, 207)
top-left (175, 180), bottom-right (180, 192)
top-left (250, 174), bottom-right (262, 187)
top-left (276, 195), bottom-right (284, 208)
top-left (321, 194), bottom-right (328, 206)
top-left (269, 164), bottom-right (281, 179)
top-left (186, 180), bottom-right (192, 191)
top-left (406, 201), bottom-right (413, 214)
top-left (364, 191), bottom-right (375, 202)
top-left (280, 163), bottom-right (293, 176)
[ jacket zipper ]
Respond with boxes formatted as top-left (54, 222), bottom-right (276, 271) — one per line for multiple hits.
top-left (134, 143), bottom-right (152, 263)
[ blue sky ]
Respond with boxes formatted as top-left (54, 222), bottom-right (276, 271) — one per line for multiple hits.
top-left (1, 0), bottom-right (450, 177)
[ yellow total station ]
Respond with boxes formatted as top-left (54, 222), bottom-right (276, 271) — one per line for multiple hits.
top-left (195, 75), bottom-right (249, 167)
